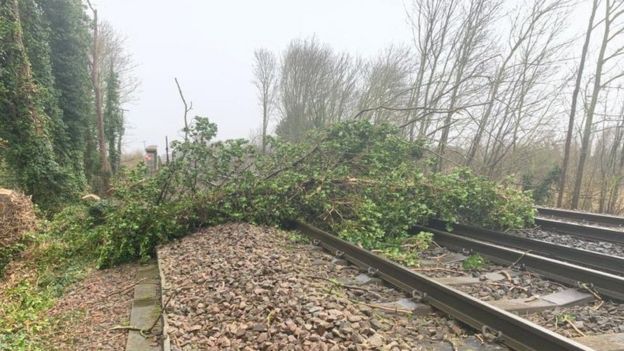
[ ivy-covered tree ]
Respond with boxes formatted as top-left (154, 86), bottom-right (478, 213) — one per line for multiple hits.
top-left (37, 0), bottom-right (95, 184)
top-left (104, 66), bottom-right (124, 174)
top-left (0, 0), bottom-right (78, 211)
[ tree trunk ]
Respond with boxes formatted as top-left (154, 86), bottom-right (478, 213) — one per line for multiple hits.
top-left (558, 0), bottom-right (597, 208)
top-left (571, 2), bottom-right (611, 209)
top-left (262, 94), bottom-right (268, 153)
top-left (88, 6), bottom-right (110, 194)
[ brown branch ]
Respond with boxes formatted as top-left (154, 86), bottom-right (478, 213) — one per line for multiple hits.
top-left (308, 275), bottom-right (383, 300)
top-left (104, 278), bottom-right (147, 298)
top-left (174, 78), bottom-right (192, 141)
top-left (263, 144), bottom-right (321, 180)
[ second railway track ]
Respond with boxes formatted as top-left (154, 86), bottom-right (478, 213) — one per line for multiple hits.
top-left (535, 207), bottom-right (624, 245)
top-left (536, 207), bottom-right (624, 228)
top-left (425, 219), bottom-right (624, 276)
top-left (292, 220), bottom-right (624, 351)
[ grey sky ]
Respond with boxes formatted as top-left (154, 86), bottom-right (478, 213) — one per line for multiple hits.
top-left (95, 0), bottom-right (413, 152)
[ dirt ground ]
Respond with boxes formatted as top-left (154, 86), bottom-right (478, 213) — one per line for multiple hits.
top-left (41, 263), bottom-right (139, 350)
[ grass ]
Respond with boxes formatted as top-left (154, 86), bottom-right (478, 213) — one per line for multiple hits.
top-left (0, 230), bottom-right (96, 351)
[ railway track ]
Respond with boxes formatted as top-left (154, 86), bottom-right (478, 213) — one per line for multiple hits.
top-left (535, 207), bottom-right (624, 245)
top-left (536, 207), bottom-right (624, 227)
top-left (292, 220), bottom-right (624, 351)
top-left (425, 219), bottom-right (624, 276)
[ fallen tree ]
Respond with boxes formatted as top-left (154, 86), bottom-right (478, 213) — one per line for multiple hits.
top-left (41, 118), bottom-right (535, 268)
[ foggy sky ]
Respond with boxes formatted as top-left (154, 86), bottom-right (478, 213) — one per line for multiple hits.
top-left (95, 0), bottom-right (413, 153)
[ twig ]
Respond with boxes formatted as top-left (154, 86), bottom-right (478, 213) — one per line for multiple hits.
top-left (475, 334), bottom-right (485, 344)
top-left (508, 250), bottom-right (532, 268)
top-left (145, 287), bottom-right (181, 333)
top-left (579, 282), bottom-right (604, 310)
top-left (110, 325), bottom-right (148, 337)
top-left (566, 320), bottom-right (586, 337)
top-left (500, 270), bottom-right (512, 282)
top-left (524, 295), bottom-right (540, 302)
top-left (111, 325), bottom-right (143, 332)
top-left (308, 276), bottom-right (383, 300)
top-left (113, 284), bottom-right (186, 338)
top-left (174, 78), bottom-right (192, 141)
top-left (351, 299), bottom-right (414, 315)
top-left (413, 267), bottom-right (460, 274)
top-left (266, 309), bottom-right (277, 338)
top-left (443, 337), bottom-right (459, 351)
top-left (593, 300), bottom-right (604, 310)
top-left (509, 285), bottom-right (529, 293)
top-left (430, 253), bottom-right (448, 261)
top-left (105, 278), bottom-right (147, 298)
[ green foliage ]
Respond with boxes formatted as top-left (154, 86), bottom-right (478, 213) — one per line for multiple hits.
top-left (36, 166), bottom-right (192, 268)
top-left (0, 118), bottom-right (534, 349)
top-left (288, 231), bottom-right (310, 244)
top-left (0, 280), bottom-right (53, 350)
top-left (378, 232), bottom-right (433, 266)
top-left (522, 165), bottom-right (561, 204)
top-left (0, 211), bottom-right (94, 351)
top-left (38, 0), bottom-right (94, 183)
top-left (554, 312), bottom-right (576, 329)
top-left (406, 231), bottom-right (434, 251)
top-left (36, 118), bottom-right (535, 267)
top-left (462, 254), bottom-right (486, 270)
top-left (0, 0), bottom-right (85, 212)
top-left (378, 246), bottom-right (420, 267)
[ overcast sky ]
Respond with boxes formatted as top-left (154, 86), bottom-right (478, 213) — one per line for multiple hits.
top-left (94, 0), bottom-right (413, 152)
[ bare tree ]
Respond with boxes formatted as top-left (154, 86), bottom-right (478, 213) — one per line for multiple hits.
top-left (97, 23), bottom-right (139, 105)
top-left (95, 22), bottom-right (137, 175)
top-left (404, 0), bottom-right (459, 141)
top-left (435, 0), bottom-right (501, 171)
top-left (480, 2), bottom-right (569, 176)
top-left (558, 0), bottom-right (599, 207)
top-left (571, 0), bottom-right (624, 209)
top-left (357, 46), bottom-right (412, 123)
top-left (465, 0), bottom-right (567, 167)
top-left (253, 49), bottom-right (278, 153)
top-left (277, 38), bottom-right (360, 140)
top-left (86, 0), bottom-right (111, 194)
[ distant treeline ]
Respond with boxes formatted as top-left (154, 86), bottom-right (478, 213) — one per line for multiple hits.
top-left (252, 0), bottom-right (624, 214)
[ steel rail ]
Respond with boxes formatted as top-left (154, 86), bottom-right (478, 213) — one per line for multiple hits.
top-left (411, 224), bottom-right (624, 301)
top-left (537, 206), bottom-right (624, 227)
top-left (423, 220), bottom-right (624, 276)
top-left (291, 220), bottom-right (592, 351)
top-left (535, 218), bottom-right (624, 245)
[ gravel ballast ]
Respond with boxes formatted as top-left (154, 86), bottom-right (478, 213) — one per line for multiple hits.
top-left (158, 223), bottom-right (508, 351)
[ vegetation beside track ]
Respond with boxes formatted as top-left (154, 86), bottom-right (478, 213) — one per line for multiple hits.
top-left (0, 119), bottom-right (535, 350)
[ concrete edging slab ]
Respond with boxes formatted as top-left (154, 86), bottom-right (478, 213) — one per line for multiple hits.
top-left (156, 251), bottom-right (171, 351)
top-left (125, 262), bottom-right (163, 351)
